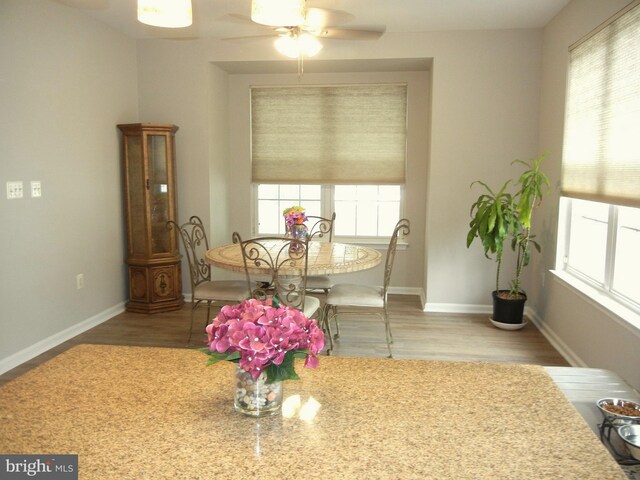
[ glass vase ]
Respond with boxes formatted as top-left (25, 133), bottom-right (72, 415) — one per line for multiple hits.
top-left (286, 223), bottom-right (308, 254)
top-left (234, 365), bottom-right (283, 417)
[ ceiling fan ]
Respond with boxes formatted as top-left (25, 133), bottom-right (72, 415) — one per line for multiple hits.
top-left (227, 0), bottom-right (385, 64)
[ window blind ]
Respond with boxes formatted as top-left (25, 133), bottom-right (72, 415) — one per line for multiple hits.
top-left (561, 0), bottom-right (640, 208)
top-left (251, 84), bottom-right (407, 185)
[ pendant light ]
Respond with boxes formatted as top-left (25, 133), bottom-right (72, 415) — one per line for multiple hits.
top-left (137, 0), bottom-right (193, 28)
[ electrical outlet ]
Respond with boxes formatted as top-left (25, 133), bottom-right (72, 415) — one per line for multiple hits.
top-left (76, 274), bottom-right (84, 289)
top-left (7, 181), bottom-right (23, 199)
top-left (31, 181), bottom-right (42, 198)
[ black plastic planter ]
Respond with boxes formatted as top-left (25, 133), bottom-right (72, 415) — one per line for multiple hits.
top-left (491, 290), bottom-right (527, 325)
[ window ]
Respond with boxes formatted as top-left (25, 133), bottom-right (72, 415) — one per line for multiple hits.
top-left (557, 1), bottom-right (640, 318)
top-left (334, 185), bottom-right (401, 237)
top-left (255, 184), bottom-right (402, 240)
top-left (565, 198), bottom-right (608, 284)
top-left (612, 206), bottom-right (640, 302)
top-left (559, 198), bottom-right (640, 310)
top-left (251, 83), bottom-right (408, 241)
top-left (256, 184), bottom-right (322, 236)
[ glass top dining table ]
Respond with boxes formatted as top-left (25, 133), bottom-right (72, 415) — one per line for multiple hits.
top-left (205, 240), bottom-right (382, 276)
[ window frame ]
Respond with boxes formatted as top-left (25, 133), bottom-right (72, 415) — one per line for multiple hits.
top-left (252, 183), bottom-right (406, 246)
top-left (556, 197), bottom-right (640, 321)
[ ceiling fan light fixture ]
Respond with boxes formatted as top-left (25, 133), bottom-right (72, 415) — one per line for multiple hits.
top-left (137, 0), bottom-right (193, 28)
top-left (275, 33), bottom-right (322, 59)
top-left (297, 33), bottom-right (322, 57)
top-left (251, 0), bottom-right (306, 27)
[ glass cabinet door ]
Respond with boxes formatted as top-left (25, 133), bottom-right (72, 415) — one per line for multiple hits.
top-left (147, 134), bottom-right (171, 255)
top-left (125, 135), bottom-right (147, 256)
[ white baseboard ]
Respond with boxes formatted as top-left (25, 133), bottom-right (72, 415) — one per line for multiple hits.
top-left (424, 303), bottom-right (492, 315)
top-left (0, 303), bottom-right (125, 376)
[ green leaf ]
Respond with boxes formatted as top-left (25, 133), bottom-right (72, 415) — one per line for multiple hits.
top-left (488, 204), bottom-right (497, 233)
top-left (531, 239), bottom-right (541, 253)
top-left (201, 349), bottom-right (241, 366)
top-left (265, 350), bottom-right (300, 383)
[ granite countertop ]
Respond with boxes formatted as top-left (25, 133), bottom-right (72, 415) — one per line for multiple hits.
top-left (0, 345), bottom-right (627, 479)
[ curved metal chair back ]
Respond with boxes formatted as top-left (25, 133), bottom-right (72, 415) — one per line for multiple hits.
top-left (167, 216), bottom-right (210, 294)
top-left (233, 232), bottom-right (311, 311)
top-left (307, 213), bottom-right (336, 241)
top-left (383, 219), bottom-right (411, 297)
top-left (168, 217), bottom-right (250, 344)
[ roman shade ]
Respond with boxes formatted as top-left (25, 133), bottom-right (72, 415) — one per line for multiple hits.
top-left (561, 0), bottom-right (640, 208)
top-left (251, 84), bottom-right (407, 184)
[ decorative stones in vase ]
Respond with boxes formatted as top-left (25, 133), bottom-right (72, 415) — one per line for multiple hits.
top-left (234, 365), bottom-right (283, 417)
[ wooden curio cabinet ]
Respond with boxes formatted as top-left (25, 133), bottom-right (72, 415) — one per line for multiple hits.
top-left (117, 123), bottom-right (183, 313)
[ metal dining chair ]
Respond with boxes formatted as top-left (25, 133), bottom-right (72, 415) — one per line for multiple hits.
top-left (167, 216), bottom-right (250, 344)
top-left (322, 218), bottom-right (410, 358)
top-left (305, 213), bottom-right (336, 295)
top-left (307, 213), bottom-right (336, 241)
top-left (233, 232), bottom-right (320, 320)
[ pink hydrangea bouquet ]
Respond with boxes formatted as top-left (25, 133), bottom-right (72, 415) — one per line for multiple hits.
top-left (283, 205), bottom-right (307, 227)
top-left (200, 298), bottom-right (325, 383)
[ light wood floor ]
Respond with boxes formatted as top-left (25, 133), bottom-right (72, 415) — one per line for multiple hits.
top-left (0, 294), bottom-right (569, 385)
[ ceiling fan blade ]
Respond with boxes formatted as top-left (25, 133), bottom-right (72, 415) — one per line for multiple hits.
top-left (319, 27), bottom-right (385, 41)
top-left (305, 8), bottom-right (355, 29)
top-left (222, 34), bottom-right (279, 42)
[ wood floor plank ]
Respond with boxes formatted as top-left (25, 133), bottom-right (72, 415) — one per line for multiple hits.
top-left (0, 294), bottom-right (569, 385)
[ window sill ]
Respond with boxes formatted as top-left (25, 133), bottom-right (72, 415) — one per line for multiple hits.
top-left (550, 270), bottom-right (640, 334)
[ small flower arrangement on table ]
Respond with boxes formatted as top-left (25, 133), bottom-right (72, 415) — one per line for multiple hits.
top-left (201, 298), bottom-right (324, 380)
top-left (283, 206), bottom-right (307, 227)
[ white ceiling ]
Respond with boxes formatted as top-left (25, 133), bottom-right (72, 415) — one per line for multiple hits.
top-left (51, 0), bottom-right (570, 41)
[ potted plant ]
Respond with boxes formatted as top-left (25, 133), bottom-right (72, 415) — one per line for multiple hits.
top-left (467, 153), bottom-right (550, 328)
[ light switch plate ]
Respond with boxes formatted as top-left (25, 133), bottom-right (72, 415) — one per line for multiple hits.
top-left (31, 181), bottom-right (42, 198)
top-left (7, 181), bottom-right (23, 199)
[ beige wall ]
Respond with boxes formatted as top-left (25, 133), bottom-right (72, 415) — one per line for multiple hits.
top-left (535, 0), bottom-right (640, 390)
top-left (0, 0), bottom-right (138, 368)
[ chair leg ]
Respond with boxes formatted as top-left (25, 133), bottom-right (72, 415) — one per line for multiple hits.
top-left (384, 304), bottom-right (394, 345)
top-left (382, 307), bottom-right (393, 359)
top-left (332, 306), bottom-right (341, 339)
top-left (187, 302), bottom-right (197, 346)
top-left (321, 303), bottom-right (334, 355)
top-left (202, 301), bottom-right (212, 335)
top-left (187, 299), bottom-right (209, 346)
